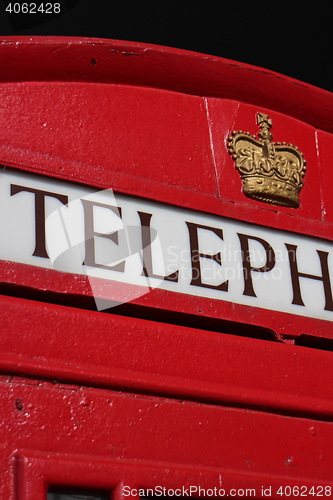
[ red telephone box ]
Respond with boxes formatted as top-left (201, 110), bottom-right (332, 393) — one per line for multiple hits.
top-left (1, 36), bottom-right (333, 499)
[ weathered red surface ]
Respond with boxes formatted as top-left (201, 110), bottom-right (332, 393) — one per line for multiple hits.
top-left (1, 37), bottom-right (333, 498)
top-left (3, 376), bottom-right (333, 499)
top-left (1, 294), bottom-right (333, 419)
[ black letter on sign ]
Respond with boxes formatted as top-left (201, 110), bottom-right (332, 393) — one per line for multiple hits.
top-left (185, 221), bottom-right (228, 291)
top-left (238, 233), bottom-right (276, 297)
top-left (285, 243), bottom-right (333, 311)
top-left (10, 184), bottom-right (68, 259)
top-left (82, 199), bottom-right (125, 272)
top-left (138, 211), bottom-right (179, 282)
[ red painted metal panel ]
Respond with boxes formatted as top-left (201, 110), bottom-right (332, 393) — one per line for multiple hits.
top-left (0, 82), bottom-right (216, 196)
top-left (1, 36), bottom-right (333, 134)
top-left (1, 377), bottom-right (333, 499)
top-left (317, 129), bottom-right (333, 224)
top-left (1, 260), bottom-right (333, 341)
top-left (13, 450), bottom-right (333, 500)
top-left (15, 450), bottom-right (222, 500)
top-left (0, 293), bottom-right (333, 420)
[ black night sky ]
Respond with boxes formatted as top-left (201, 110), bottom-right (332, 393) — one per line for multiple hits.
top-left (0, 1), bottom-right (331, 93)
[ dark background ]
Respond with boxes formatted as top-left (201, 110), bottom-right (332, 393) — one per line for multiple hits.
top-left (0, 1), bottom-right (331, 93)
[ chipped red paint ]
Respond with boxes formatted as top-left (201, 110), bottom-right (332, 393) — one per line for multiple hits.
top-left (1, 37), bottom-right (333, 498)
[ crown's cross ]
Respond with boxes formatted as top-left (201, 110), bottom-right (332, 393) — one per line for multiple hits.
top-left (257, 113), bottom-right (273, 141)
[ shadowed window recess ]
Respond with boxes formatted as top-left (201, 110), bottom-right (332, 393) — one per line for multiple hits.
top-left (47, 487), bottom-right (109, 500)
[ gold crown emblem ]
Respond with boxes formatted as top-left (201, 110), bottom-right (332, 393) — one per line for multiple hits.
top-left (227, 112), bottom-right (306, 208)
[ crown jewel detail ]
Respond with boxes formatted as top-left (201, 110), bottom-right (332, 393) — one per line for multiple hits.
top-left (227, 112), bottom-right (306, 208)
